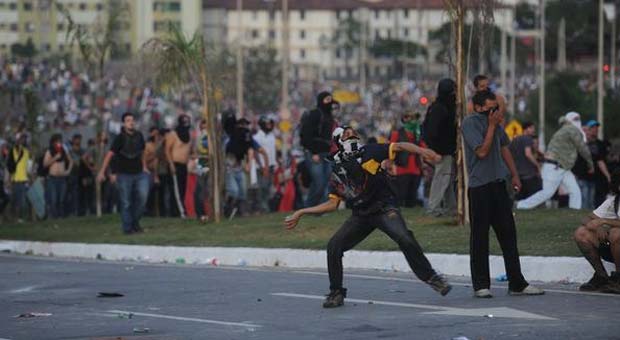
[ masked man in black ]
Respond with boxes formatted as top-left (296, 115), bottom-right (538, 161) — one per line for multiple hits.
top-left (285, 126), bottom-right (451, 308)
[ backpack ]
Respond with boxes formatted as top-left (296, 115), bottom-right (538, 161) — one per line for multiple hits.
top-left (6, 147), bottom-right (23, 174)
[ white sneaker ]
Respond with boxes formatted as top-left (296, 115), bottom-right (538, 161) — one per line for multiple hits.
top-left (509, 285), bottom-right (545, 296)
top-left (474, 289), bottom-right (493, 298)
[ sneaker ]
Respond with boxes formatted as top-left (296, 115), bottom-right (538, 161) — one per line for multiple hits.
top-left (426, 274), bottom-right (452, 296)
top-left (509, 285), bottom-right (545, 296)
top-left (610, 271), bottom-right (620, 285)
top-left (322, 288), bottom-right (347, 308)
top-left (579, 274), bottom-right (611, 292)
top-left (474, 289), bottom-right (493, 298)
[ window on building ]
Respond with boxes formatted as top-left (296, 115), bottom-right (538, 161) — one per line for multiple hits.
top-left (169, 2), bottom-right (180, 11)
top-left (9, 2), bottom-right (17, 10)
top-left (23, 2), bottom-right (33, 11)
top-left (153, 2), bottom-right (160, 11)
top-left (374, 10), bottom-right (379, 19)
top-left (43, 43), bottom-right (51, 51)
top-left (300, 29), bottom-right (305, 39)
top-left (269, 30), bottom-right (275, 39)
top-left (25, 22), bottom-right (35, 32)
top-left (348, 9), bottom-right (353, 18)
top-left (96, 3), bottom-right (103, 11)
top-left (403, 28), bottom-right (409, 37)
top-left (336, 10), bottom-right (341, 20)
top-left (336, 49), bottom-right (341, 59)
top-left (59, 44), bottom-right (65, 51)
top-left (387, 29), bottom-right (391, 39)
top-left (375, 29), bottom-right (380, 39)
top-left (300, 49), bottom-right (306, 59)
top-left (10, 23), bottom-right (18, 31)
top-left (300, 9), bottom-right (305, 20)
top-left (269, 10), bottom-right (275, 21)
top-left (79, 2), bottom-right (87, 10)
top-left (252, 29), bottom-right (259, 39)
top-left (57, 23), bottom-right (64, 31)
top-left (404, 9), bottom-right (409, 18)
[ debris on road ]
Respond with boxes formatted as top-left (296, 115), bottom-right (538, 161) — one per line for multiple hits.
top-left (175, 257), bottom-right (186, 264)
top-left (97, 292), bottom-right (124, 298)
top-left (14, 312), bottom-right (52, 318)
top-left (495, 274), bottom-right (508, 282)
top-left (133, 327), bottom-right (150, 333)
top-left (484, 314), bottom-right (494, 318)
top-left (117, 312), bottom-right (133, 319)
top-left (452, 337), bottom-right (470, 340)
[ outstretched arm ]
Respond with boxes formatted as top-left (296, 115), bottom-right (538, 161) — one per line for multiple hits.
top-left (391, 142), bottom-right (442, 163)
top-left (284, 197), bottom-right (340, 229)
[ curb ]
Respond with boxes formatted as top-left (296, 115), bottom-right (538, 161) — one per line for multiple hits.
top-left (0, 240), bottom-right (611, 283)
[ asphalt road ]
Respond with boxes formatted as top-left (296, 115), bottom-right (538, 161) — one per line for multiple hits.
top-left (1, 254), bottom-right (619, 340)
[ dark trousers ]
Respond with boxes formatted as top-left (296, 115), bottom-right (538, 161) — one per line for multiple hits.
top-left (172, 162), bottom-right (188, 216)
top-left (327, 208), bottom-right (436, 290)
top-left (468, 181), bottom-right (528, 292)
top-left (396, 174), bottom-right (421, 207)
top-left (515, 176), bottom-right (542, 200)
top-left (158, 174), bottom-right (172, 217)
top-left (0, 180), bottom-right (8, 214)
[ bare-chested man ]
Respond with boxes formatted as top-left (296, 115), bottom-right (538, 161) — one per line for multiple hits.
top-left (43, 133), bottom-right (73, 218)
top-left (144, 127), bottom-right (161, 184)
top-left (166, 115), bottom-right (193, 215)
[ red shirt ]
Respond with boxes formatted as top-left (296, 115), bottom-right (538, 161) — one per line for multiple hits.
top-left (389, 129), bottom-right (424, 176)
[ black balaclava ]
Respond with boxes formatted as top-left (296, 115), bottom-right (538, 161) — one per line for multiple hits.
top-left (316, 91), bottom-right (333, 115)
top-left (176, 115), bottom-right (191, 144)
top-left (436, 78), bottom-right (456, 111)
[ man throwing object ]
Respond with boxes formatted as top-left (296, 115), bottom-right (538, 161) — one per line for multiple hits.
top-left (284, 126), bottom-right (451, 308)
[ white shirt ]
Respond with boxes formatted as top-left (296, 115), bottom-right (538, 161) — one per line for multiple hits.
top-left (253, 130), bottom-right (276, 168)
top-left (593, 196), bottom-right (620, 220)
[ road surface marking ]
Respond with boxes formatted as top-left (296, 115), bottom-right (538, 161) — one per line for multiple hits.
top-left (106, 310), bottom-right (262, 328)
top-left (271, 292), bottom-right (556, 320)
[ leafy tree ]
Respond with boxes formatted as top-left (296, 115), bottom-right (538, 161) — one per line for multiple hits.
top-left (10, 38), bottom-right (37, 58)
top-left (332, 16), bottom-right (362, 77)
top-left (244, 45), bottom-right (281, 113)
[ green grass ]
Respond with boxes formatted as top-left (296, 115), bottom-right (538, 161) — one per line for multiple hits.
top-left (0, 208), bottom-right (585, 257)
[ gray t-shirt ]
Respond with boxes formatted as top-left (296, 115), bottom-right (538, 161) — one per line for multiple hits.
top-left (462, 113), bottom-right (510, 188)
top-left (509, 135), bottom-right (538, 179)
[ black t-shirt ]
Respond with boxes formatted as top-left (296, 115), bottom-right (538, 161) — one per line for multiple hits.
top-left (509, 135), bottom-right (538, 179)
top-left (110, 130), bottom-right (145, 174)
top-left (328, 143), bottom-right (397, 215)
top-left (573, 139), bottom-right (609, 181)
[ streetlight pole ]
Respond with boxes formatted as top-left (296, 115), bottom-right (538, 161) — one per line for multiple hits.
top-left (597, 0), bottom-right (605, 139)
top-left (236, 0), bottom-right (244, 117)
top-left (538, 0), bottom-right (546, 150)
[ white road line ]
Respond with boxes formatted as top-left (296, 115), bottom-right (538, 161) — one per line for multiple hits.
top-left (292, 270), bottom-right (620, 298)
top-left (106, 310), bottom-right (261, 328)
top-left (271, 293), bottom-right (556, 320)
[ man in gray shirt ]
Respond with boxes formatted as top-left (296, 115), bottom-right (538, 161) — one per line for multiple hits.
top-left (462, 90), bottom-right (544, 298)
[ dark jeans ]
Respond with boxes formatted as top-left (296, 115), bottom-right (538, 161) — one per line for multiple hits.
top-left (158, 174), bottom-right (172, 217)
top-left (305, 151), bottom-right (331, 207)
top-left (396, 174), bottom-right (421, 207)
top-left (515, 176), bottom-right (542, 201)
top-left (116, 172), bottom-right (150, 233)
top-left (0, 179), bottom-right (9, 214)
top-left (327, 208), bottom-right (436, 290)
top-left (65, 174), bottom-right (79, 216)
top-left (78, 177), bottom-right (96, 216)
top-left (194, 175), bottom-right (208, 218)
top-left (46, 176), bottom-right (67, 219)
top-left (11, 181), bottom-right (28, 219)
top-left (468, 181), bottom-right (528, 292)
top-left (172, 162), bottom-right (188, 216)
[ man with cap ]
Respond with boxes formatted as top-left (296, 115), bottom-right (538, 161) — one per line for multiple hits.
top-left (300, 91), bottom-right (337, 207)
top-left (285, 126), bottom-right (451, 308)
top-left (517, 111), bottom-right (594, 210)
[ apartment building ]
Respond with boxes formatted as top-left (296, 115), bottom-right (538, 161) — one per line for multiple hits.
top-left (202, 0), bottom-right (515, 80)
top-left (0, 0), bottom-right (200, 56)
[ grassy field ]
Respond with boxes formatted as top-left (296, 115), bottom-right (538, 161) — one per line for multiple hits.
top-left (0, 208), bottom-right (586, 257)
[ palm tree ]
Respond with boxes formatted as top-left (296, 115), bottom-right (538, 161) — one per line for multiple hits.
top-left (143, 26), bottom-right (226, 223)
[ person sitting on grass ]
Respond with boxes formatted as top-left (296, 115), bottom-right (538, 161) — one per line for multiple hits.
top-left (574, 169), bottom-right (620, 294)
top-left (284, 126), bottom-right (451, 309)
